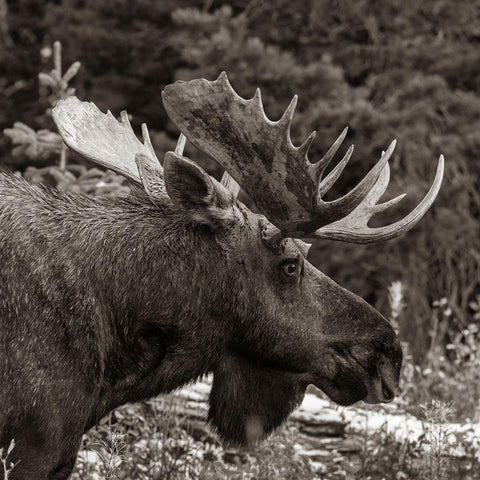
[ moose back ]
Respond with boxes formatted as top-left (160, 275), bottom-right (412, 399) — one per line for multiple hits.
top-left (0, 73), bottom-right (443, 479)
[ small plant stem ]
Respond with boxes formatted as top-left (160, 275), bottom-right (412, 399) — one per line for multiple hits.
top-left (59, 143), bottom-right (68, 170)
top-left (54, 41), bottom-right (62, 77)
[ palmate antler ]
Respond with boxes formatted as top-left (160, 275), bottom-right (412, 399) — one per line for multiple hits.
top-left (53, 96), bottom-right (161, 182)
top-left (52, 97), bottom-right (235, 195)
top-left (162, 72), bottom-right (444, 244)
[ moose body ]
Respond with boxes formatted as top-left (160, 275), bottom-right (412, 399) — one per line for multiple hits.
top-left (0, 73), bottom-right (443, 479)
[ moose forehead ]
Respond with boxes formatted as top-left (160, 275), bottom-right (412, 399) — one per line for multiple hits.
top-left (226, 203), bottom-right (310, 260)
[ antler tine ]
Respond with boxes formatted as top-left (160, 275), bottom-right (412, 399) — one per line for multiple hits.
top-left (123, 111), bottom-right (161, 167)
top-left (141, 123), bottom-right (158, 163)
top-left (298, 131), bottom-right (317, 158)
top-left (317, 144), bottom-right (354, 197)
top-left (311, 155), bottom-right (444, 244)
top-left (374, 192), bottom-right (406, 214)
top-left (252, 87), bottom-right (262, 107)
top-left (277, 95), bottom-right (298, 140)
top-left (311, 127), bottom-right (349, 181)
top-left (358, 149), bottom-right (405, 213)
top-left (221, 171), bottom-right (241, 197)
top-left (175, 133), bottom-right (187, 155)
top-left (53, 96), bottom-right (160, 184)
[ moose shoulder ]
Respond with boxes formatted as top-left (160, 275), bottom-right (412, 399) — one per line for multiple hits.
top-left (0, 73), bottom-right (443, 480)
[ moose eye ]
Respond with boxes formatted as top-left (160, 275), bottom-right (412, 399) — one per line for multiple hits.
top-left (282, 261), bottom-right (298, 277)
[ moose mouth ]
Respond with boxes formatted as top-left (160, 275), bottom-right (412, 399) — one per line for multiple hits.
top-left (313, 350), bottom-right (398, 406)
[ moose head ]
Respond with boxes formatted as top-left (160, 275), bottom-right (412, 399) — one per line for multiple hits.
top-left (52, 72), bottom-right (443, 446)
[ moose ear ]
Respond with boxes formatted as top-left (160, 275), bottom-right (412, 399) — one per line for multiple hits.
top-left (163, 152), bottom-right (236, 227)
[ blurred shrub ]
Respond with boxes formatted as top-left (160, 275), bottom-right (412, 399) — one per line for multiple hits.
top-left (24, 164), bottom-right (130, 197)
top-left (3, 40), bottom-right (131, 198)
top-left (401, 300), bottom-right (480, 422)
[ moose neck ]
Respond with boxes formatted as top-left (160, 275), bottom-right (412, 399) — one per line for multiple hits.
top-left (85, 195), bottom-right (232, 418)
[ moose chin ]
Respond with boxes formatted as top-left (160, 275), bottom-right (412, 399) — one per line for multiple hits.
top-left (0, 72), bottom-right (443, 479)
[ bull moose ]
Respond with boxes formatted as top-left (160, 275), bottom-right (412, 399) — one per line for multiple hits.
top-left (0, 72), bottom-right (443, 479)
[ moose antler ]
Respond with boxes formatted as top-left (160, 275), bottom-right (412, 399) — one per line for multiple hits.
top-left (53, 93), bottom-right (245, 200)
top-left (52, 96), bottom-right (160, 183)
top-left (162, 72), bottom-right (444, 243)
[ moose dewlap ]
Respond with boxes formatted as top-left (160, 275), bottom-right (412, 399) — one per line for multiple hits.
top-left (0, 72), bottom-right (443, 480)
